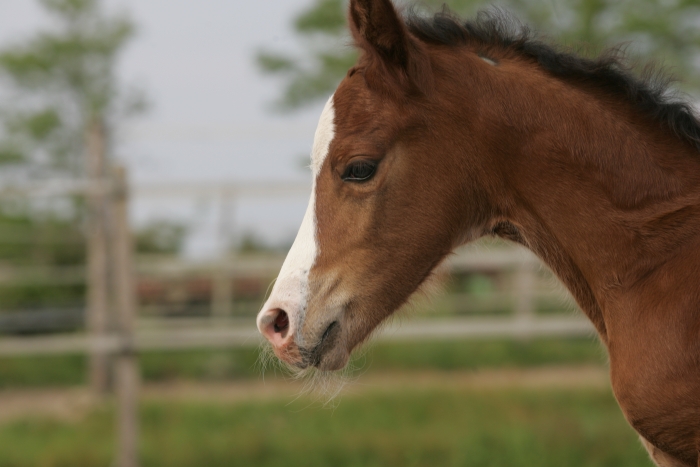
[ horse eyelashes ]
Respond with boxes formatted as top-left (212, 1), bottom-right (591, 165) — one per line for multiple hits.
top-left (342, 160), bottom-right (378, 182)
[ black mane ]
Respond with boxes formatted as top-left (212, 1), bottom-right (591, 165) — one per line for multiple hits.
top-left (406, 9), bottom-right (700, 151)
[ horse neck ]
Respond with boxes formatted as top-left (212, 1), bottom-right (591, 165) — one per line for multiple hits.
top-left (485, 83), bottom-right (700, 339)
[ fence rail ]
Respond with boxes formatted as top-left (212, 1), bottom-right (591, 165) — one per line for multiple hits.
top-left (0, 179), bottom-right (311, 199)
top-left (0, 316), bottom-right (594, 357)
top-left (0, 249), bottom-right (579, 346)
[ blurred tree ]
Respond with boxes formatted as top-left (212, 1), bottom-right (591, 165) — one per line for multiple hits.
top-left (0, 0), bottom-right (146, 177)
top-left (0, 0), bottom-right (162, 316)
top-left (0, 208), bottom-right (86, 309)
top-left (257, 0), bottom-right (355, 109)
top-left (235, 231), bottom-right (290, 255)
top-left (135, 220), bottom-right (188, 256)
top-left (258, 0), bottom-right (700, 110)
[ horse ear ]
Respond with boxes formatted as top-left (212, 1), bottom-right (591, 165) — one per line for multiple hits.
top-left (349, 0), bottom-right (433, 96)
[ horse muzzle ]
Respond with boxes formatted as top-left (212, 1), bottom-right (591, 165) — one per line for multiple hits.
top-left (258, 307), bottom-right (349, 371)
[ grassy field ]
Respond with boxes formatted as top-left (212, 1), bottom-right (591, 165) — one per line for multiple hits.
top-left (0, 336), bottom-right (607, 388)
top-left (0, 336), bottom-right (646, 467)
top-left (0, 385), bottom-right (651, 467)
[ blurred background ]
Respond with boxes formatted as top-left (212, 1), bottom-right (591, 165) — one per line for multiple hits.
top-left (0, 0), bottom-right (698, 466)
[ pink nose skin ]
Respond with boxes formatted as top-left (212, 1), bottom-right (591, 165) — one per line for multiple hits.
top-left (259, 309), bottom-right (302, 365)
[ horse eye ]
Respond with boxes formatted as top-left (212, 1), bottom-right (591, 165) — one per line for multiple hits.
top-left (342, 160), bottom-right (377, 182)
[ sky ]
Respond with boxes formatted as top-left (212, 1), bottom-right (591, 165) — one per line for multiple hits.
top-left (0, 0), bottom-right (332, 258)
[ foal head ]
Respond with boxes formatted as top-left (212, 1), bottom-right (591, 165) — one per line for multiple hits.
top-left (257, 0), bottom-right (506, 371)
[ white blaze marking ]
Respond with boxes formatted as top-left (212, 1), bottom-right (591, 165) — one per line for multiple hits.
top-left (310, 96), bottom-right (336, 175)
top-left (481, 56), bottom-right (497, 66)
top-left (257, 96), bottom-right (336, 338)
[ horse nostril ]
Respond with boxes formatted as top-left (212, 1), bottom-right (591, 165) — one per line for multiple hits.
top-left (273, 310), bottom-right (289, 334)
top-left (259, 308), bottom-right (293, 350)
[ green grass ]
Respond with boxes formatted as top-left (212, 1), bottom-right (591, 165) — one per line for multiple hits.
top-left (0, 337), bottom-right (606, 388)
top-left (0, 387), bottom-right (651, 467)
top-left (356, 337), bottom-right (606, 372)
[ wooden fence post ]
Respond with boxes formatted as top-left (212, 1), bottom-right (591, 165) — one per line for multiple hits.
top-left (212, 265), bottom-right (233, 318)
top-left (514, 261), bottom-right (536, 321)
top-left (85, 118), bottom-right (110, 393)
top-left (212, 191), bottom-right (234, 318)
top-left (112, 166), bottom-right (140, 467)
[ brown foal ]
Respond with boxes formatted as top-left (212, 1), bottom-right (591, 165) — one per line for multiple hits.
top-left (256, 1), bottom-right (700, 465)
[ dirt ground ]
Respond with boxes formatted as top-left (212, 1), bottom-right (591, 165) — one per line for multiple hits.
top-left (0, 365), bottom-right (610, 424)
